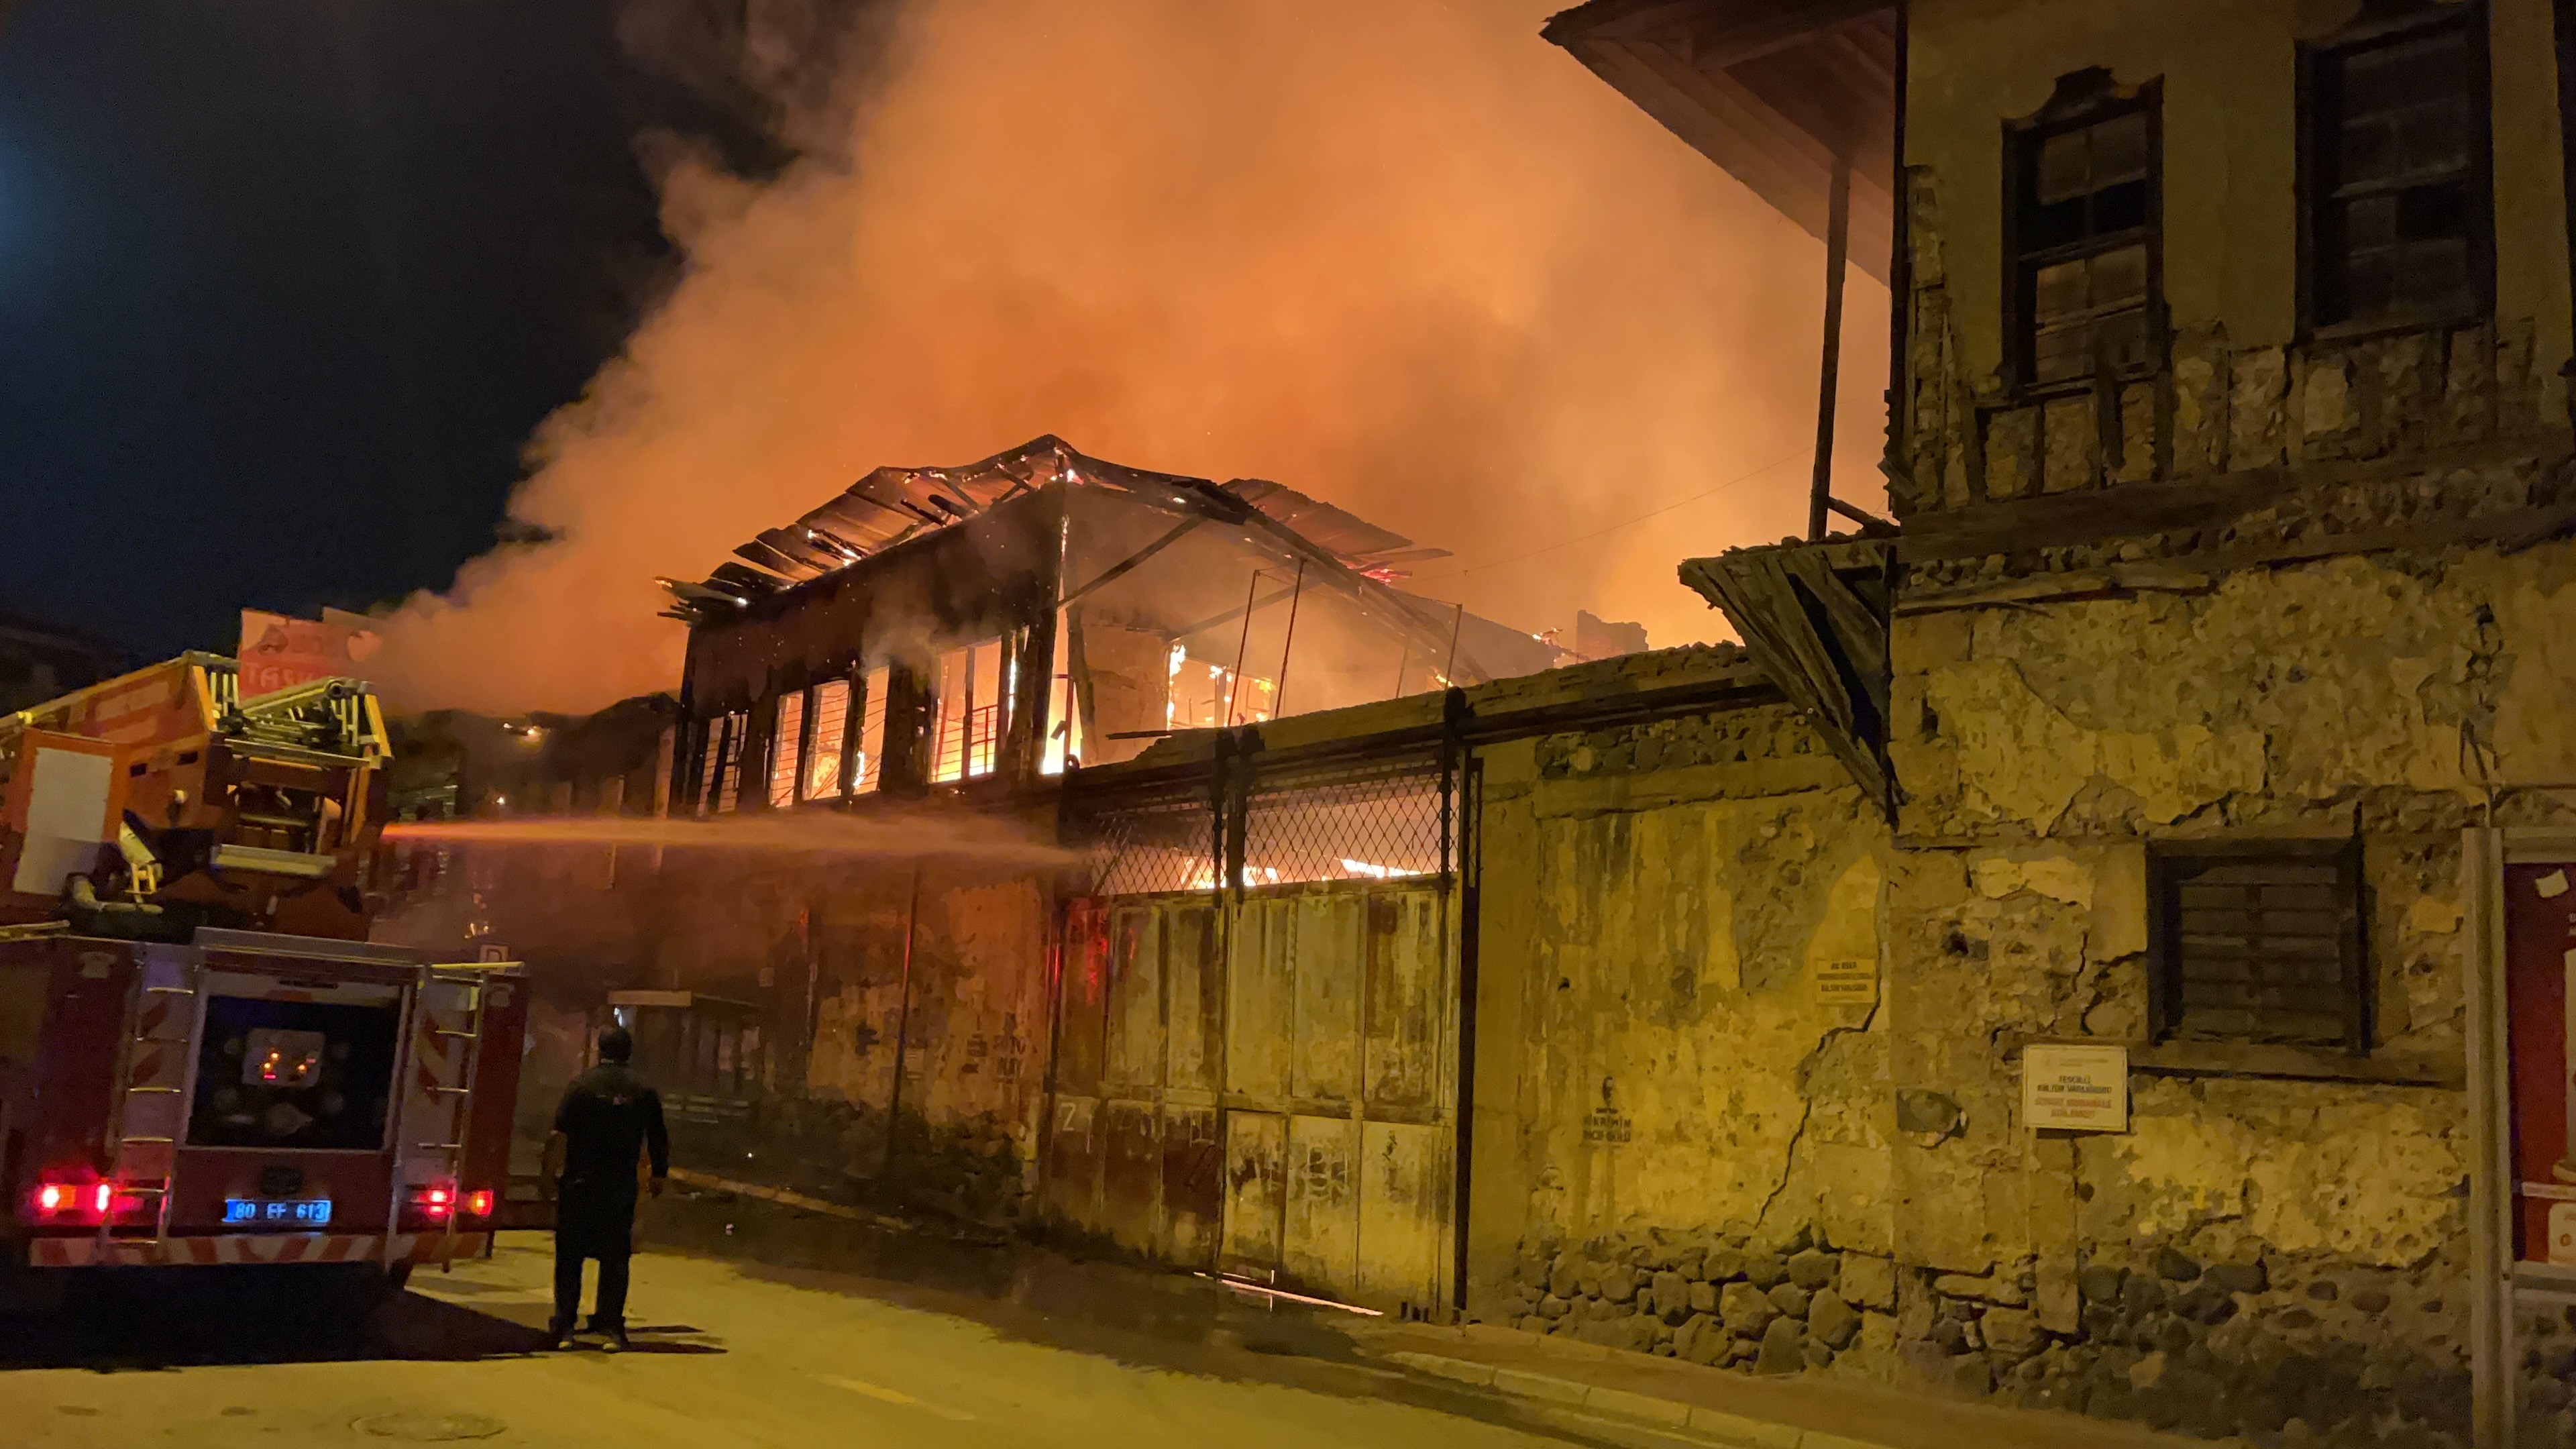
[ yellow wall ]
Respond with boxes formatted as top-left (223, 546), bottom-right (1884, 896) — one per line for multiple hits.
top-left (1909, 0), bottom-right (2569, 391)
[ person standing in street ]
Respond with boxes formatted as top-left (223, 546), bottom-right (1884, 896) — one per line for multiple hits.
top-left (543, 1024), bottom-right (668, 1351)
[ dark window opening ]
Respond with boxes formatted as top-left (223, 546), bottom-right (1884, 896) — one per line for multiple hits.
top-left (2009, 95), bottom-right (2159, 388)
top-left (2149, 843), bottom-right (2368, 1052)
top-left (2307, 10), bottom-right (2489, 330)
top-left (691, 710), bottom-right (749, 816)
top-left (187, 996), bottom-right (401, 1151)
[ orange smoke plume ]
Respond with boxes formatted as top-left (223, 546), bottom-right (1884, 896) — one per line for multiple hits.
top-left (368, 0), bottom-right (1888, 715)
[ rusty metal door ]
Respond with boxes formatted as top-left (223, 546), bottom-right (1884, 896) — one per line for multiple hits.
top-left (1218, 881), bottom-right (1453, 1316)
top-left (1048, 896), bottom-right (1225, 1267)
top-left (1048, 881), bottom-right (1455, 1313)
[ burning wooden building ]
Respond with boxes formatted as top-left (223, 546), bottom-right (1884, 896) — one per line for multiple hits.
top-left (657, 434), bottom-right (1558, 810)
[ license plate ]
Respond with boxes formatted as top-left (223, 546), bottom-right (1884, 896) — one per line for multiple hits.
top-left (223, 1197), bottom-right (331, 1226)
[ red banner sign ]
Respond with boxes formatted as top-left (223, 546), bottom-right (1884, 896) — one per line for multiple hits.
top-left (237, 610), bottom-right (380, 698)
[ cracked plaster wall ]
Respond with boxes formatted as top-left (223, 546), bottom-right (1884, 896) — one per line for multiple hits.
top-left (1880, 12), bottom-right (2576, 1418)
top-left (645, 853), bottom-right (1053, 1226)
top-left (1894, 544), bottom-right (2576, 828)
top-left (1865, 538), bottom-right (2576, 1439)
top-left (1464, 703), bottom-right (1900, 1376)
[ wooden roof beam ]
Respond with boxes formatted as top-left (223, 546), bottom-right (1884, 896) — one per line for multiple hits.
top-left (1574, 32), bottom-right (1892, 278)
top-left (1679, 0), bottom-right (1895, 70)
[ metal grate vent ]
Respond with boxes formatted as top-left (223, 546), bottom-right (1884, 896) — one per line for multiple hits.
top-left (2154, 845), bottom-right (2363, 1048)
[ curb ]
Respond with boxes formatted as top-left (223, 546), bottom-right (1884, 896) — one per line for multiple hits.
top-left (666, 1169), bottom-right (904, 1228)
top-left (1381, 1350), bottom-right (1896, 1449)
top-left (662, 1169), bottom-right (1014, 1246)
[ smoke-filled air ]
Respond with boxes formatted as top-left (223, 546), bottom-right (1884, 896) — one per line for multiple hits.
top-left (367, 0), bottom-right (1890, 716)
top-left (381, 810), bottom-right (1077, 869)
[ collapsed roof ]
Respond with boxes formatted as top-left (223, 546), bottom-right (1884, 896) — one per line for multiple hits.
top-left (660, 435), bottom-right (1459, 621)
top-left (660, 435), bottom-right (1560, 687)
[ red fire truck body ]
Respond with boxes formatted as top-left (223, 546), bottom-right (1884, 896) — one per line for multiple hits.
top-left (0, 657), bottom-right (525, 1291)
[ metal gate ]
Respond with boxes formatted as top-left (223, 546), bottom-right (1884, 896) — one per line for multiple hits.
top-left (1218, 879), bottom-right (1451, 1311)
top-left (1049, 752), bottom-right (1459, 1316)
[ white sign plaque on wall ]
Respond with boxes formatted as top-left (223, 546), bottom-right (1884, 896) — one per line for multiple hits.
top-left (2023, 1042), bottom-right (2130, 1132)
top-left (2551, 1203), bottom-right (2576, 1267)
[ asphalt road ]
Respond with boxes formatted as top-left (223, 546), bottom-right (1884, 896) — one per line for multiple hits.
top-left (0, 1201), bottom-right (1660, 1449)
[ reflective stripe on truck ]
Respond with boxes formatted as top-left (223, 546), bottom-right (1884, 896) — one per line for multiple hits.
top-left (28, 1230), bottom-right (488, 1268)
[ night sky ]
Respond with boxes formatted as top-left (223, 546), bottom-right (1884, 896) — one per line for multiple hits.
top-left (0, 1), bottom-right (743, 660)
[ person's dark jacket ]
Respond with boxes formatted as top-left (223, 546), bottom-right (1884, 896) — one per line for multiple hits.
top-left (556, 1057), bottom-right (669, 1201)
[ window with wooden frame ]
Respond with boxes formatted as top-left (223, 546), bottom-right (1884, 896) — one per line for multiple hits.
top-left (2148, 841), bottom-right (2369, 1052)
top-left (765, 691), bottom-right (804, 810)
top-left (2302, 5), bottom-right (2491, 333)
top-left (928, 637), bottom-right (1012, 786)
top-left (2005, 76), bottom-right (2161, 390)
top-left (802, 678), bottom-right (850, 801)
top-left (1041, 610), bottom-right (1085, 777)
top-left (716, 721), bottom-right (747, 812)
top-left (852, 666), bottom-right (890, 795)
top-left (688, 715), bottom-right (724, 817)
top-left (698, 710), bottom-right (748, 816)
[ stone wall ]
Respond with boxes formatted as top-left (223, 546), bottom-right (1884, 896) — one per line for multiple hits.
top-left (1499, 1228), bottom-right (1898, 1378)
top-left (2514, 1308), bottom-right (2576, 1447)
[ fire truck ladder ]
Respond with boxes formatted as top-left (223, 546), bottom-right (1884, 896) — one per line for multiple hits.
top-left (102, 955), bottom-right (201, 1252)
top-left (391, 966), bottom-right (491, 1275)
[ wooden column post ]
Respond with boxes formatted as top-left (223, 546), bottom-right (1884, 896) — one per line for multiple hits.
top-left (1809, 156), bottom-right (1853, 541)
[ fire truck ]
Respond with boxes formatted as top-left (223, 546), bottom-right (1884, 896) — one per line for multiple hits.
top-left (0, 655), bottom-right (525, 1307)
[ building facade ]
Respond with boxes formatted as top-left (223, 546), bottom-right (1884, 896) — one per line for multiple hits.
top-left (404, 4), bottom-right (2576, 1443)
top-left (1542, 0), bottom-right (2576, 1443)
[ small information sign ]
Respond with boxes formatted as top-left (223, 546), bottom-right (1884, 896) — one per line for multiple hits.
top-left (2023, 1042), bottom-right (2129, 1132)
top-left (1813, 958), bottom-right (1878, 1006)
top-left (2551, 1203), bottom-right (2576, 1267)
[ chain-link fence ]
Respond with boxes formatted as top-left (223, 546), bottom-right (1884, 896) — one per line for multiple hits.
top-left (1072, 747), bottom-right (1450, 898)
top-left (1075, 782), bottom-right (1221, 896)
top-left (1240, 754), bottom-right (1445, 888)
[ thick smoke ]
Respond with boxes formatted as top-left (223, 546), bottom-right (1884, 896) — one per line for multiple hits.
top-left (371, 0), bottom-right (1889, 714)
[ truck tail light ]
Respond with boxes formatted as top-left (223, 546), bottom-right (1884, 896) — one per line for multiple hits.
top-left (463, 1189), bottom-right (493, 1218)
top-left (405, 1183), bottom-right (454, 1221)
top-left (31, 1179), bottom-right (130, 1222)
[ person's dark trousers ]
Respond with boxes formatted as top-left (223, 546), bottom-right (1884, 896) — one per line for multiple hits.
top-left (590, 1247), bottom-right (631, 1330)
top-left (551, 1243), bottom-right (633, 1331)
top-left (551, 1179), bottom-right (637, 1332)
top-left (551, 1235), bottom-right (586, 1332)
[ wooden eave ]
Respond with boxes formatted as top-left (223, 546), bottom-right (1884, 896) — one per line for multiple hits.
top-left (1544, 0), bottom-right (1899, 280)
